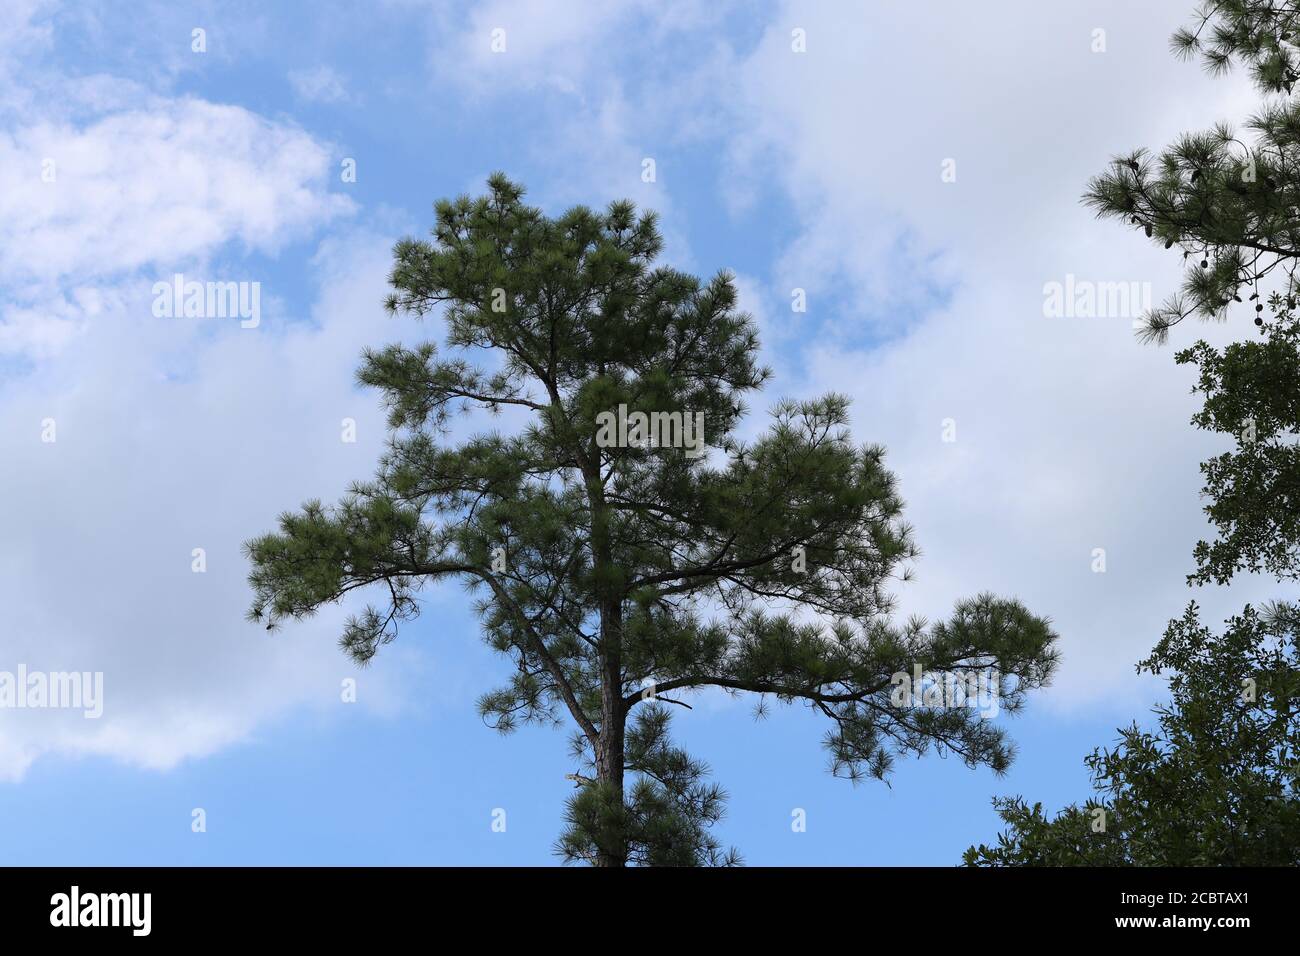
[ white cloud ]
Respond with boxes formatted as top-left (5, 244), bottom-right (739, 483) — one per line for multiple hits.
top-left (0, 98), bottom-right (353, 288)
top-left (288, 65), bottom-right (349, 104)
top-left (0, 93), bottom-right (354, 360)
top-left (0, 0), bottom-right (53, 55)
top-left (0, 6), bottom-right (410, 781)
top-left (412, 0), bottom-right (741, 278)
top-left (0, 232), bottom-right (444, 782)
top-left (427, 0), bottom-right (642, 95)
top-left (719, 0), bottom-right (1274, 706)
top-left (421, 0), bottom-right (733, 101)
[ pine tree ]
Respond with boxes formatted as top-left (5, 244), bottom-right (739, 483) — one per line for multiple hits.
top-left (1085, 0), bottom-right (1300, 344)
top-left (245, 175), bottom-right (1059, 866)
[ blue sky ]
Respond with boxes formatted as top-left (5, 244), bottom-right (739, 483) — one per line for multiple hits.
top-left (0, 0), bottom-right (1278, 864)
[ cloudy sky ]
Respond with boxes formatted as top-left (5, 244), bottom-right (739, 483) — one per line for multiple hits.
top-left (0, 0), bottom-right (1276, 864)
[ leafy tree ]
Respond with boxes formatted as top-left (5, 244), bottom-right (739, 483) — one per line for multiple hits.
top-left (965, 602), bottom-right (1300, 866)
top-left (244, 175), bottom-right (1059, 866)
top-left (1180, 309), bottom-right (1300, 584)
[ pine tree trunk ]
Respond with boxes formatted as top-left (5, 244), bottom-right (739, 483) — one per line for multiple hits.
top-left (582, 438), bottom-right (628, 867)
top-left (594, 596), bottom-right (627, 867)
top-left (594, 691), bottom-right (627, 867)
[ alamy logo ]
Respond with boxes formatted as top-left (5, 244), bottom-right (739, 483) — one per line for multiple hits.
top-left (1042, 274), bottom-right (1152, 319)
top-left (50, 886), bottom-right (151, 936)
top-left (595, 404), bottom-right (706, 459)
top-left (890, 665), bottom-right (1001, 718)
top-left (0, 665), bottom-right (103, 718)
top-left (152, 273), bottom-right (261, 328)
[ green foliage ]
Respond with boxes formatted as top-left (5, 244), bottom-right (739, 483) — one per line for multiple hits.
top-left (246, 174), bottom-right (1059, 865)
top-left (557, 707), bottom-right (740, 866)
top-left (1083, 106), bottom-right (1300, 343)
top-left (1084, 2), bottom-right (1300, 343)
top-left (963, 798), bottom-right (1128, 866)
top-left (965, 603), bottom-right (1300, 866)
top-left (1172, 0), bottom-right (1300, 94)
top-left (1179, 307), bottom-right (1300, 584)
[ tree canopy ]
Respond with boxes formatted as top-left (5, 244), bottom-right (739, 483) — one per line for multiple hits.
top-left (965, 603), bottom-right (1300, 866)
top-left (1085, 0), bottom-right (1300, 344)
top-left (245, 174), bottom-right (1059, 865)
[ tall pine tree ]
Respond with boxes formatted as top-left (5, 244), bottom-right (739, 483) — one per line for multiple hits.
top-left (246, 175), bottom-right (1059, 866)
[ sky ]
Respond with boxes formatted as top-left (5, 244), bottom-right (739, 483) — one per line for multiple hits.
top-left (0, 0), bottom-right (1280, 865)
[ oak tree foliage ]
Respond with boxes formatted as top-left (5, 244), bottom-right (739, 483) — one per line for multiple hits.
top-left (965, 603), bottom-right (1300, 866)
